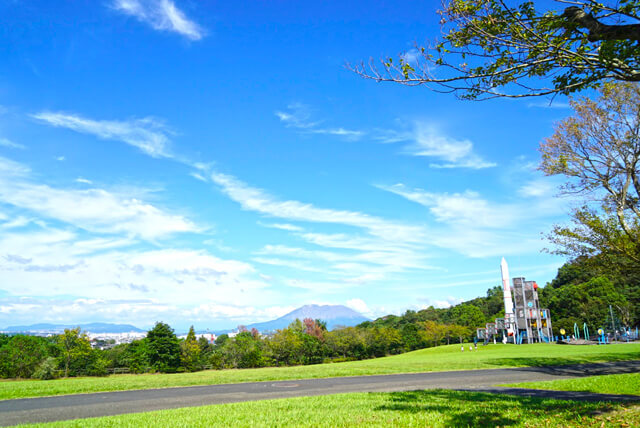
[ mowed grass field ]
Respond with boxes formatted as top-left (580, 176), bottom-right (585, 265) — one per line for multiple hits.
top-left (16, 387), bottom-right (640, 427)
top-left (2, 342), bottom-right (639, 400)
top-left (507, 372), bottom-right (640, 396)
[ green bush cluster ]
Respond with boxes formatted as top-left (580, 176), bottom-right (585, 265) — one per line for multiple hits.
top-left (0, 328), bottom-right (107, 379)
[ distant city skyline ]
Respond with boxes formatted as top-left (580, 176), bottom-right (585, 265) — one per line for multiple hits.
top-left (0, 1), bottom-right (574, 330)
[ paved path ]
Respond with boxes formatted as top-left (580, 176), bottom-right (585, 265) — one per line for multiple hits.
top-left (1, 360), bottom-right (639, 426)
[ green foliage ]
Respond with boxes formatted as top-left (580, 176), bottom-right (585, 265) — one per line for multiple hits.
top-left (540, 255), bottom-right (640, 328)
top-left (447, 304), bottom-right (486, 328)
top-left (540, 83), bottom-right (640, 268)
top-left (180, 326), bottom-right (201, 372)
top-left (56, 328), bottom-right (93, 377)
top-left (0, 335), bottom-right (50, 378)
top-left (32, 356), bottom-right (59, 380)
top-left (222, 332), bottom-right (266, 369)
top-left (119, 340), bottom-right (150, 373)
top-left (356, 1), bottom-right (640, 99)
top-left (146, 322), bottom-right (181, 373)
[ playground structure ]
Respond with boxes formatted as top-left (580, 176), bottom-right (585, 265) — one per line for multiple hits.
top-left (476, 260), bottom-right (640, 345)
top-left (476, 258), bottom-right (553, 344)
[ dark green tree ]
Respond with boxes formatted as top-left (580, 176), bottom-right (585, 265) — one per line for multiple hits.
top-left (447, 304), bottom-right (486, 328)
top-left (0, 335), bottom-right (50, 378)
top-left (146, 322), bottom-right (180, 373)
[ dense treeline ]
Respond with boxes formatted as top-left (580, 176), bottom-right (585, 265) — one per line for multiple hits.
top-left (539, 256), bottom-right (640, 334)
top-left (0, 318), bottom-right (473, 379)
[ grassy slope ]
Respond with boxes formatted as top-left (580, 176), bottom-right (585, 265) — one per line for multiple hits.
top-left (18, 390), bottom-right (638, 428)
top-left (505, 373), bottom-right (640, 396)
top-left (2, 342), bottom-right (639, 400)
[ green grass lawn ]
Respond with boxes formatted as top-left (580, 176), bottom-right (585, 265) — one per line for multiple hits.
top-left (17, 389), bottom-right (639, 428)
top-left (505, 373), bottom-right (640, 396)
top-left (2, 342), bottom-right (639, 400)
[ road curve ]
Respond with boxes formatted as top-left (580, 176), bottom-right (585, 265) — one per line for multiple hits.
top-left (1, 360), bottom-right (639, 426)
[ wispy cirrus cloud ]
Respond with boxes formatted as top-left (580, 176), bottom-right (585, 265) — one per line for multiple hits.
top-left (378, 183), bottom-right (513, 228)
top-left (0, 138), bottom-right (25, 150)
top-left (32, 112), bottom-right (172, 158)
top-left (111, 0), bottom-right (205, 41)
top-left (374, 122), bottom-right (495, 169)
top-left (377, 181), bottom-right (569, 258)
top-left (210, 171), bottom-right (424, 243)
top-left (276, 103), bottom-right (365, 141)
top-left (405, 123), bottom-right (496, 169)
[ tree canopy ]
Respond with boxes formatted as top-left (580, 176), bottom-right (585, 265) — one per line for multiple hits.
top-left (352, 1), bottom-right (640, 99)
top-left (540, 82), bottom-right (640, 267)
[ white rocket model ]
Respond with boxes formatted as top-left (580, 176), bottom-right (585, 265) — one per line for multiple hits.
top-left (500, 257), bottom-right (515, 336)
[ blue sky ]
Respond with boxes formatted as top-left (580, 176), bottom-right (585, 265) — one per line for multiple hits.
top-left (0, 1), bottom-right (577, 331)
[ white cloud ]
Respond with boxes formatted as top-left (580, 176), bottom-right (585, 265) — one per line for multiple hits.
top-left (0, 156), bottom-right (197, 240)
top-left (0, 138), bottom-right (25, 150)
top-left (275, 103), bottom-right (318, 129)
top-left (55, 156), bottom-right (65, 161)
top-left (310, 128), bottom-right (365, 141)
top-left (190, 172), bottom-right (207, 182)
top-left (252, 257), bottom-right (323, 272)
top-left (346, 298), bottom-right (370, 316)
top-left (0, 229), bottom-right (270, 317)
top-left (75, 177), bottom-right (92, 184)
top-left (259, 222), bottom-right (304, 232)
top-left (0, 297), bottom-right (295, 330)
top-left (379, 184), bottom-right (513, 228)
top-left (276, 103), bottom-right (365, 141)
top-left (406, 123), bottom-right (496, 169)
top-left (377, 181), bottom-right (570, 258)
top-left (32, 112), bottom-right (172, 158)
top-left (112, 0), bottom-right (205, 40)
top-left (518, 179), bottom-right (557, 198)
top-left (210, 172), bottom-right (424, 243)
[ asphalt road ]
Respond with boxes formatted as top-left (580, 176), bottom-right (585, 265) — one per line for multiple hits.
top-left (2, 360), bottom-right (639, 426)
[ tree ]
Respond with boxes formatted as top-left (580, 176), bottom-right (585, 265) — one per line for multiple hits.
top-left (540, 82), bottom-right (640, 267)
top-left (180, 326), bottom-right (201, 372)
top-left (0, 335), bottom-right (50, 378)
top-left (352, 1), bottom-right (640, 99)
top-left (56, 328), bottom-right (92, 378)
top-left (448, 304), bottom-right (486, 328)
top-left (222, 332), bottom-right (265, 368)
top-left (303, 318), bottom-right (325, 341)
top-left (146, 322), bottom-right (180, 373)
top-left (419, 321), bottom-right (448, 347)
top-left (324, 327), bottom-right (366, 359)
top-left (266, 325), bottom-right (303, 365)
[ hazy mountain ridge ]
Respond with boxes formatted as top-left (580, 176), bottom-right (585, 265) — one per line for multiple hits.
top-left (4, 305), bottom-right (369, 335)
top-left (2, 322), bottom-right (145, 334)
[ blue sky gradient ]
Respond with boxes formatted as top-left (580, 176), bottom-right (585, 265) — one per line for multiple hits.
top-left (0, 1), bottom-right (577, 330)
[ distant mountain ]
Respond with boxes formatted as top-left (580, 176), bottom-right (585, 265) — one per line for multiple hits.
top-left (2, 322), bottom-right (145, 334)
top-left (244, 304), bottom-right (370, 333)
